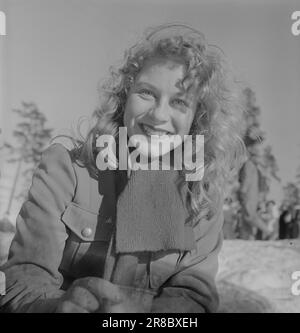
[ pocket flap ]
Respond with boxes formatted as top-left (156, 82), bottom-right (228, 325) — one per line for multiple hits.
top-left (61, 203), bottom-right (114, 242)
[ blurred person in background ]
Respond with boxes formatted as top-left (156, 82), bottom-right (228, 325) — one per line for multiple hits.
top-left (279, 206), bottom-right (293, 239)
top-left (291, 206), bottom-right (300, 239)
top-left (237, 150), bottom-right (271, 240)
top-left (257, 200), bottom-right (279, 240)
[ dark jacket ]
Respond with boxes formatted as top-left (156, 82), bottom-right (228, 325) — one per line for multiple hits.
top-left (0, 143), bottom-right (223, 313)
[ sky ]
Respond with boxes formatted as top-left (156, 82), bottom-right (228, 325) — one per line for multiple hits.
top-left (0, 0), bottom-right (300, 219)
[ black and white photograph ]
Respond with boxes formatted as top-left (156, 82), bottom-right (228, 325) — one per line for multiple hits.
top-left (0, 0), bottom-right (300, 316)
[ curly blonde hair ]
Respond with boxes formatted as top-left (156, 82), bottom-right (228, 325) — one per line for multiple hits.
top-left (66, 24), bottom-right (247, 225)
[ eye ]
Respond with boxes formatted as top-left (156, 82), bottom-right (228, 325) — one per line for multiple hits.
top-left (138, 89), bottom-right (155, 98)
top-left (172, 98), bottom-right (189, 108)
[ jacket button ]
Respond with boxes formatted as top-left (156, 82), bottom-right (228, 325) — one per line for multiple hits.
top-left (81, 227), bottom-right (93, 238)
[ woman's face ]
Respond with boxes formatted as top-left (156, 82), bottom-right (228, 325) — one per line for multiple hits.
top-left (123, 57), bottom-right (197, 158)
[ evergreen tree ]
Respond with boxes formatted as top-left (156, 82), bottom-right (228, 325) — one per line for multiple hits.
top-left (282, 182), bottom-right (300, 208)
top-left (239, 88), bottom-right (280, 200)
top-left (3, 102), bottom-right (53, 215)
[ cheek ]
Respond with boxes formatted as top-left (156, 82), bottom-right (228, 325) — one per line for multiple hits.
top-left (173, 113), bottom-right (195, 136)
top-left (124, 97), bottom-right (145, 125)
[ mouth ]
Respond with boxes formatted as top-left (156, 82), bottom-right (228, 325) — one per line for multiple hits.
top-left (139, 123), bottom-right (172, 137)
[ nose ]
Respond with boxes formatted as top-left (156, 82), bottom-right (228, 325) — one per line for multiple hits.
top-left (148, 98), bottom-right (170, 124)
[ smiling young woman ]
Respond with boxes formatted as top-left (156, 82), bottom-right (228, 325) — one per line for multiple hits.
top-left (123, 57), bottom-right (197, 159)
top-left (0, 24), bottom-right (246, 313)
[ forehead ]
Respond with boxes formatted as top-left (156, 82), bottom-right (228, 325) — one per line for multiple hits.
top-left (135, 57), bottom-right (186, 88)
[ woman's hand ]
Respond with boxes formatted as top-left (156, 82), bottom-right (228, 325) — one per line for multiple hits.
top-left (55, 277), bottom-right (123, 313)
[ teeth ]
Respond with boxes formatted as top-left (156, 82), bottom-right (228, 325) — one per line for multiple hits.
top-left (142, 124), bottom-right (169, 136)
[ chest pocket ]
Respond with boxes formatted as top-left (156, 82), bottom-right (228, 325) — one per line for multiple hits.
top-left (60, 202), bottom-right (114, 280)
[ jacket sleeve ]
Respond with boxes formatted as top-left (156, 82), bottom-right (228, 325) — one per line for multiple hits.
top-left (0, 143), bottom-right (76, 313)
top-left (151, 207), bottom-right (224, 313)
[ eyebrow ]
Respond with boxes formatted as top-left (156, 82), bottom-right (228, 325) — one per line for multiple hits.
top-left (134, 81), bottom-right (159, 92)
top-left (135, 81), bottom-right (188, 98)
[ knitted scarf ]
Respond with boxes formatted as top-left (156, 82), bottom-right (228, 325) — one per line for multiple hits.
top-left (110, 169), bottom-right (196, 286)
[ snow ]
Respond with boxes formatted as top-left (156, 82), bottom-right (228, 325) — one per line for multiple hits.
top-left (217, 239), bottom-right (300, 313)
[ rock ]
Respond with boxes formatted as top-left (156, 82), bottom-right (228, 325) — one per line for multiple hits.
top-left (217, 239), bottom-right (300, 313)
